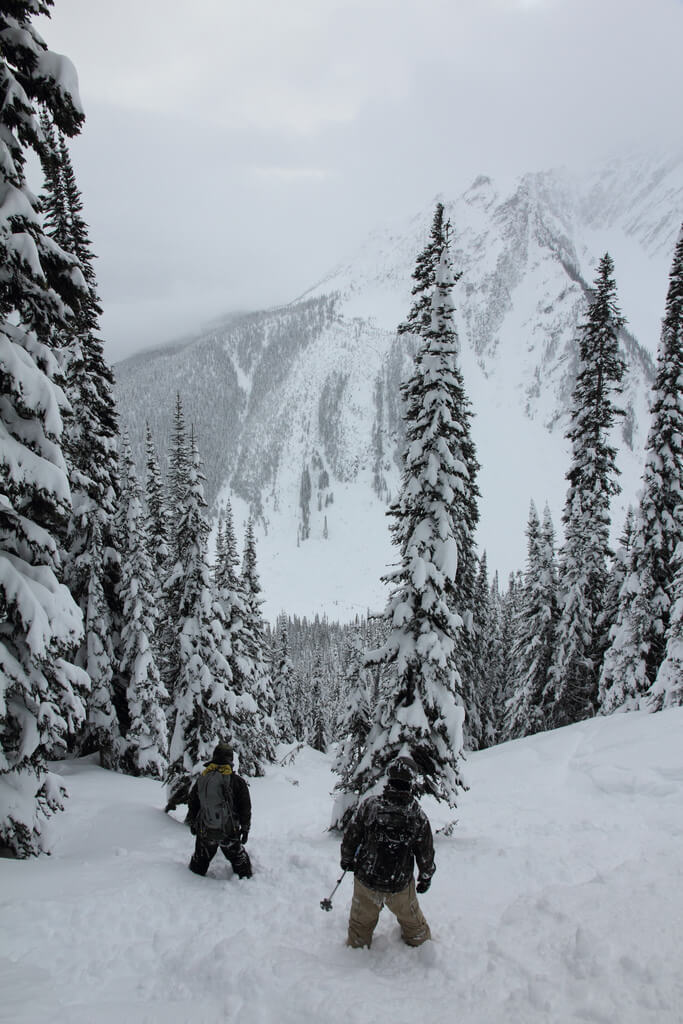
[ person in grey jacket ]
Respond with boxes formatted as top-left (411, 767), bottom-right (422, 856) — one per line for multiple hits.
top-left (187, 742), bottom-right (252, 879)
top-left (340, 757), bottom-right (435, 948)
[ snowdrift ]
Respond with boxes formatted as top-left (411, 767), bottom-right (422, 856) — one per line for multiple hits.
top-left (1, 708), bottom-right (682, 1023)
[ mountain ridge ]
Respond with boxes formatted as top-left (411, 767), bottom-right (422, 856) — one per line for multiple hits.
top-left (115, 153), bottom-right (682, 620)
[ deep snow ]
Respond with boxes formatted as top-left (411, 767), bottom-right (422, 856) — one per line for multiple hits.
top-left (2, 709), bottom-right (683, 1023)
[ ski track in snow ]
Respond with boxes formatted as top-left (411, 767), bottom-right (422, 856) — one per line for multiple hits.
top-left (2, 709), bottom-right (683, 1023)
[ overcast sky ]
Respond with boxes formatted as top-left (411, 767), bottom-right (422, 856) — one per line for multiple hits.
top-left (37, 0), bottom-right (683, 362)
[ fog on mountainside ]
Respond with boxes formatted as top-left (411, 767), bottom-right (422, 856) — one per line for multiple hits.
top-left (115, 155), bottom-right (682, 619)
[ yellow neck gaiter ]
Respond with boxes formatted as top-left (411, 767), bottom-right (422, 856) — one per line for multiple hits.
top-left (203, 763), bottom-right (233, 776)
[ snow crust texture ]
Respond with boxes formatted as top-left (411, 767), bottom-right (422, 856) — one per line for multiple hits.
top-left (1, 708), bottom-right (682, 1023)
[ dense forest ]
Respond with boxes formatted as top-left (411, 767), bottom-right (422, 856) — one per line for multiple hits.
top-left (1, 0), bottom-right (681, 860)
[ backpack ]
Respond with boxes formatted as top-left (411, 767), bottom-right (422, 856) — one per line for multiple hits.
top-left (196, 770), bottom-right (237, 841)
top-left (368, 799), bottom-right (413, 858)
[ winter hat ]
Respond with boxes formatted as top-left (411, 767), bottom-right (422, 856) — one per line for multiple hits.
top-left (211, 742), bottom-right (234, 766)
top-left (387, 757), bottom-right (417, 786)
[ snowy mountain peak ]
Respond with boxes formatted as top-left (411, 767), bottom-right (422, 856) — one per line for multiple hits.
top-left (116, 153), bottom-right (682, 620)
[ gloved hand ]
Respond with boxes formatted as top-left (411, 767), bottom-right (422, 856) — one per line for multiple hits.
top-left (241, 829), bottom-right (249, 845)
top-left (340, 858), bottom-right (354, 872)
top-left (189, 820), bottom-right (197, 835)
top-left (416, 876), bottom-right (431, 894)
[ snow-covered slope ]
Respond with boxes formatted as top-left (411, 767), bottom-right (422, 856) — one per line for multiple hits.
top-left (115, 153), bottom-right (683, 620)
top-left (2, 708), bottom-right (682, 1022)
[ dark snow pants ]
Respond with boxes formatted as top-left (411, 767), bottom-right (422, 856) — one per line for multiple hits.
top-left (347, 877), bottom-right (431, 948)
top-left (189, 835), bottom-right (252, 878)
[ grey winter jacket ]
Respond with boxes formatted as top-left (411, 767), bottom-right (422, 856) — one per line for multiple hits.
top-left (187, 766), bottom-right (251, 842)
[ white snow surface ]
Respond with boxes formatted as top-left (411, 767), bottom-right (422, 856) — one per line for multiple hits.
top-left (2, 708), bottom-right (682, 1023)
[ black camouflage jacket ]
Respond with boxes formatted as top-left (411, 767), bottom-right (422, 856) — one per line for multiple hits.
top-left (341, 786), bottom-right (435, 893)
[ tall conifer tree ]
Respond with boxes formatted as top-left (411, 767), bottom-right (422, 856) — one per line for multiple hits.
top-left (344, 248), bottom-right (469, 812)
top-left (546, 255), bottom-right (626, 726)
top-left (212, 502), bottom-right (263, 774)
top-left (236, 520), bottom-right (277, 771)
top-left (143, 423), bottom-right (168, 575)
top-left (39, 108), bottom-right (122, 764)
top-left (331, 628), bottom-right (377, 829)
top-left (600, 232), bottom-right (683, 711)
top-left (648, 542), bottom-right (683, 709)
top-left (165, 433), bottom-right (235, 806)
top-left (396, 209), bottom-right (480, 744)
top-left (118, 438), bottom-right (168, 779)
top-left (0, 1), bottom-right (90, 855)
top-left (271, 616), bottom-right (297, 743)
top-left (507, 502), bottom-right (558, 737)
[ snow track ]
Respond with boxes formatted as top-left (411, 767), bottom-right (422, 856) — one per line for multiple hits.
top-left (2, 709), bottom-right (682, 1023)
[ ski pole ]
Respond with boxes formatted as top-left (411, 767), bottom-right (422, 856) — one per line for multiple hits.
top-left (320, 870), bottom-right (347, 911)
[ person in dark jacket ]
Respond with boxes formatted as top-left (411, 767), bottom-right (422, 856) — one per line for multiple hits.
top-left (340, 757), bottom-right (435, 948)
top-left (187, 742), bottom-right (252, 879)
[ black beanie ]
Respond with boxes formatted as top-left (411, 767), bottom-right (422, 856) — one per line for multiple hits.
top-left (211, 742), bottom-right (234, 765)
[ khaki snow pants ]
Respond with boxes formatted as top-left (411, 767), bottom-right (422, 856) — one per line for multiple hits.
top-left (347, 877), bottom-right (431, 948)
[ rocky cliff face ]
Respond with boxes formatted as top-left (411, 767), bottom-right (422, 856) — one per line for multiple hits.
top-left (115, 154), bottom-right (682, 618)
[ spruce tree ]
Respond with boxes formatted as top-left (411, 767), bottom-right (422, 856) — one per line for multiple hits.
top-left (237, 519), bottom-right (277, 769)
top-left (0, 1), bottom-right (90, 856)
top-left (143, 423), bottom-right (168, 575)
top-left (484, 571), bottom-right (507, 742)
top-left (271, 616), bottom-right (297, 742)
top-left (471, 553), bottom-right (497, 747)
top-left (38, 108), bottom-right (70, 249)
top-left (39, 109), bottom-right (122, 765)
top-left (159, 394), bottom-right (190, 708)
top-left (546, 255), bottom-right (626, 726)
top-left (345, 249), bottom-right (469, 812)
top-left (507, 502), bottom-right (558, 738)
top-left (397, 212), bottom-right (480, 745)
top-left (331, 629), bottom-right (376, 829)
top-left (398, 202), bottom-right (459, 337)
top-left (212, 503), bottom-right (263, 773)
top-left (600, 232), bottom-right (683, 711)
top-left (648, 542), bottom-right (683, 709)
top-left (118, 438), bottom-right (168, 779)
top-left (165, 434), bottom-right (235, 806)
top-left (602, 506), bottom-right (636, 633)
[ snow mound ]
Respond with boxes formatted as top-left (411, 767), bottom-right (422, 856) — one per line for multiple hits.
top-left (1, 710), bottom-right (682, 1023)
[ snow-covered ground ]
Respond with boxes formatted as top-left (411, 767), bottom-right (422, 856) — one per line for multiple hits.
top-left (2, 709), bottom-right (683, 1023)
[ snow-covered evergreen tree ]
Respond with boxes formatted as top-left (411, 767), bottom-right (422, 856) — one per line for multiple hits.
top-left (331, 629), bottom-right (376, 829)
top-left (39, 106), bottom-right (122, 765)
top-left (546, 255), bottom-right (626, 727)
top-left (236, 519), bottom-right (277, 769)
top-left (159, 394), bottom-right (190, 707)
top-left (165, 433), bottom-right (235, 806)
top-left (506, 502), bottom-right (558, 738)
top-left (271, 615), bottom-right (297, 742)
top-left (401, 213), bottom-right (481, 742)
top-left (0, 1), bottom-right (91, 855)
top-left (344, 248), bottom-right (469, 812)
top-left (484, 571), bottom-right (507, 742)
top-left (143, 423), bottom-right (168, 575)
top-left (212, 502), bottom-right (263, 774)
top-left (398, 201), bottom-right (458, 336)
top-left (601, 506), bottom-right (636, 641)
top-left (309, 674), bottom-right (329, 753)
top-left (118, 438), bottom-right (168, 779)
top-left (167, 393), bottom-right (189, 540)
top-left (471, 553), bottom-right (497, 747)
top-left (600, 232), bottom-right (683, 712)
top-left (648, 542), bottom-right (683, 709)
